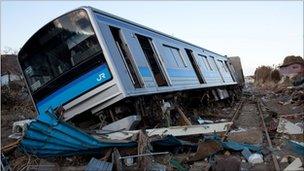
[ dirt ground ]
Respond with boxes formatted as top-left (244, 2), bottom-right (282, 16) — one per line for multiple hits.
top-left (1, 83), bottom-right (36, 146)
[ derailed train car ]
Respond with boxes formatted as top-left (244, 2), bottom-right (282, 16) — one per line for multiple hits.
top-left (18, 6), bottom-right (243, 127)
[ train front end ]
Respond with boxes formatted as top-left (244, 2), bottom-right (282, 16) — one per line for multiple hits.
top-left (18, 9), bottom-right (114, 120)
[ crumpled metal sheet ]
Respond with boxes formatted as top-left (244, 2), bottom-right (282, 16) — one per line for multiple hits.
top-left (19, 109), bottom-right (136, 157)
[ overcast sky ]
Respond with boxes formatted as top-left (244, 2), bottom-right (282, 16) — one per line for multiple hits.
top-left (1, 1), bottom-right (303, 76)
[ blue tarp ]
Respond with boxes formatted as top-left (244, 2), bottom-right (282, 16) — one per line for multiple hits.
top-left (20, 109), bottom-right (136, 157)
top-left (286, 140), bottom-right (304, 156)
top-left (205, 133), bottom-right (261, 152)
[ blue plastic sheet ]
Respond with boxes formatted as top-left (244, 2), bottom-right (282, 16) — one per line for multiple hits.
top-left (222, 140), bottom-right (261, 152)
top-left (205, 133), bottom-right (261, 152)
top-left (287, 140), bottom-right (304, 156)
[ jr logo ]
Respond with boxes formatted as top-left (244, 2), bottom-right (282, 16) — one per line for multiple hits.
top-left (97, 73), bottom-right (106, 81)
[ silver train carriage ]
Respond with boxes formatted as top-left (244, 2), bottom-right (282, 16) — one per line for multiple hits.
top-left (18, 6), bottom-right (242, 123)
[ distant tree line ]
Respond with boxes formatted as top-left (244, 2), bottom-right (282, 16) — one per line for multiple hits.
top-left (254, 55), bottom-right (303, 84)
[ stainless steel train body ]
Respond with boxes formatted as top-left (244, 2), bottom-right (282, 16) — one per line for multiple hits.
top-left (18, 6), bottom-right (238, 121)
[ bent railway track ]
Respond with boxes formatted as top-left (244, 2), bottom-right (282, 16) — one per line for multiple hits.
top-left (256, 98), bottom-right (280, 171)
top-left (224, 97), bottom-right (280, 171)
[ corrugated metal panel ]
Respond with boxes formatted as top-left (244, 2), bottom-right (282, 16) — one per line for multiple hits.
top-left (20, 110), bottom-right (136, 157)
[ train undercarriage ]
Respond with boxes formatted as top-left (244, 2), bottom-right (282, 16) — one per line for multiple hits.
top-left (69, 85), bottom-right (243, 131)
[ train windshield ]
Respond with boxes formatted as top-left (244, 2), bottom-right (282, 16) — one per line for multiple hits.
top-left (19, 9), bottom-right (107, 101)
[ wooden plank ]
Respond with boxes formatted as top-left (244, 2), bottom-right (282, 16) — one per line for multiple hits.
top-left (100, 122), bottom-right (232, 140)
top-left (176, 106), bottom-right (192, 125)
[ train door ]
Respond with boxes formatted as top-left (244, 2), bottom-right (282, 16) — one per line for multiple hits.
top-left (136, 34), bottom-right (168, 87)
top-left (211, 56), bottom-right (225, 83)
top-left (109, 26), bottom-right (144, 88)
top-left (185, 49), bottom-right (205, 84)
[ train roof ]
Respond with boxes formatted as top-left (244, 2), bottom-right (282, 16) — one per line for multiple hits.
top-left (19, 6), bottom-right (227, 59)
top-left (88, 6), bottom-right (227, 58)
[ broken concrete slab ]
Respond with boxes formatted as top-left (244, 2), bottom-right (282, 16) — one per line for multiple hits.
top-left (249, 154), bottom-right (264, 164)
top-left (280, 155), bottom-right (296, 163)
top-left (283, 158), bottom-right (303, 171)
top-left (277, 118), bottom-right (303, 135)
top-left (241, 147), bottom-right (264, 164)
top-left (102, 115), bottom-right (141, 131)
top-left (101, 122), bottom-right (232, 140)
top-left (228, 127), bottom-right (263, 145)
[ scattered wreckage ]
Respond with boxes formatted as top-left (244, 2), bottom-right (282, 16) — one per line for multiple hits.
top-left (8, 108), bottom-right (233, 157)
top-left (2, 5), bottom-right (304, 171)
top-left (9, 6), bottom-right (245, 158)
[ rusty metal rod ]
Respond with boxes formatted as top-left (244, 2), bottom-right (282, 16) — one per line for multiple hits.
top-left (256, 99), bottom-right (280, 171)
top-left (119, 152), bottom-right (169, 160)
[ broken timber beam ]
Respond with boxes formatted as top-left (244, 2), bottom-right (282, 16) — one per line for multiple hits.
top-left (1, 140), bottom-right (20, 155)
top-left (222, 100), bottom-right (244, 141)
top-left (176, 106), bottom-right (192, 125)
top-left (98, 122), bottom-right (232, 140)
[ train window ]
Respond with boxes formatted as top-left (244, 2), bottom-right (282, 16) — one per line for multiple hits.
top-left (225, 61), bottom-right (236, 81)
top-left (223, 61), bottom-right (230, 72)
top-left (136, 34), bottom-right (168, 87)
top-left (210, 56), bottom-right (225, 82)
top-left (218, 60), bottom-right (228, 72)
top-left (185, 49), bottom-right (205, 84)
top-left (198, 54), bottom-right (212, 71)
top-left (209, 56), bottom-right (217, 69)
top-left (109, 26), bottom-right (143, 88)
top-left (18, 9), bottom-right (111, 102)
top-left (163, 45), bottom-right (185, 68)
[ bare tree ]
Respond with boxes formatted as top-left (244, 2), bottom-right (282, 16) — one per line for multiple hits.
top-left (2, 46), bottom-right (19, 55)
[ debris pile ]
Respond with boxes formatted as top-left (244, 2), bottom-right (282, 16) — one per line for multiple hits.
top-left (1, 62), bottom-right (303, 170)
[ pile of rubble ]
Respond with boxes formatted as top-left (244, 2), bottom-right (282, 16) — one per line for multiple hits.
top-left (1, 108), bottom-right (236, 170)
top-left (1, 80), bottom-right (303, 171)
top-left (257, 80), bottom-right (304, 171)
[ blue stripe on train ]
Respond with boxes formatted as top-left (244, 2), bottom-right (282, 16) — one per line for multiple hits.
top-left (36, 64), bottom-right (112, 115)
top-left (166, 68), bottom-right (197, 77)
